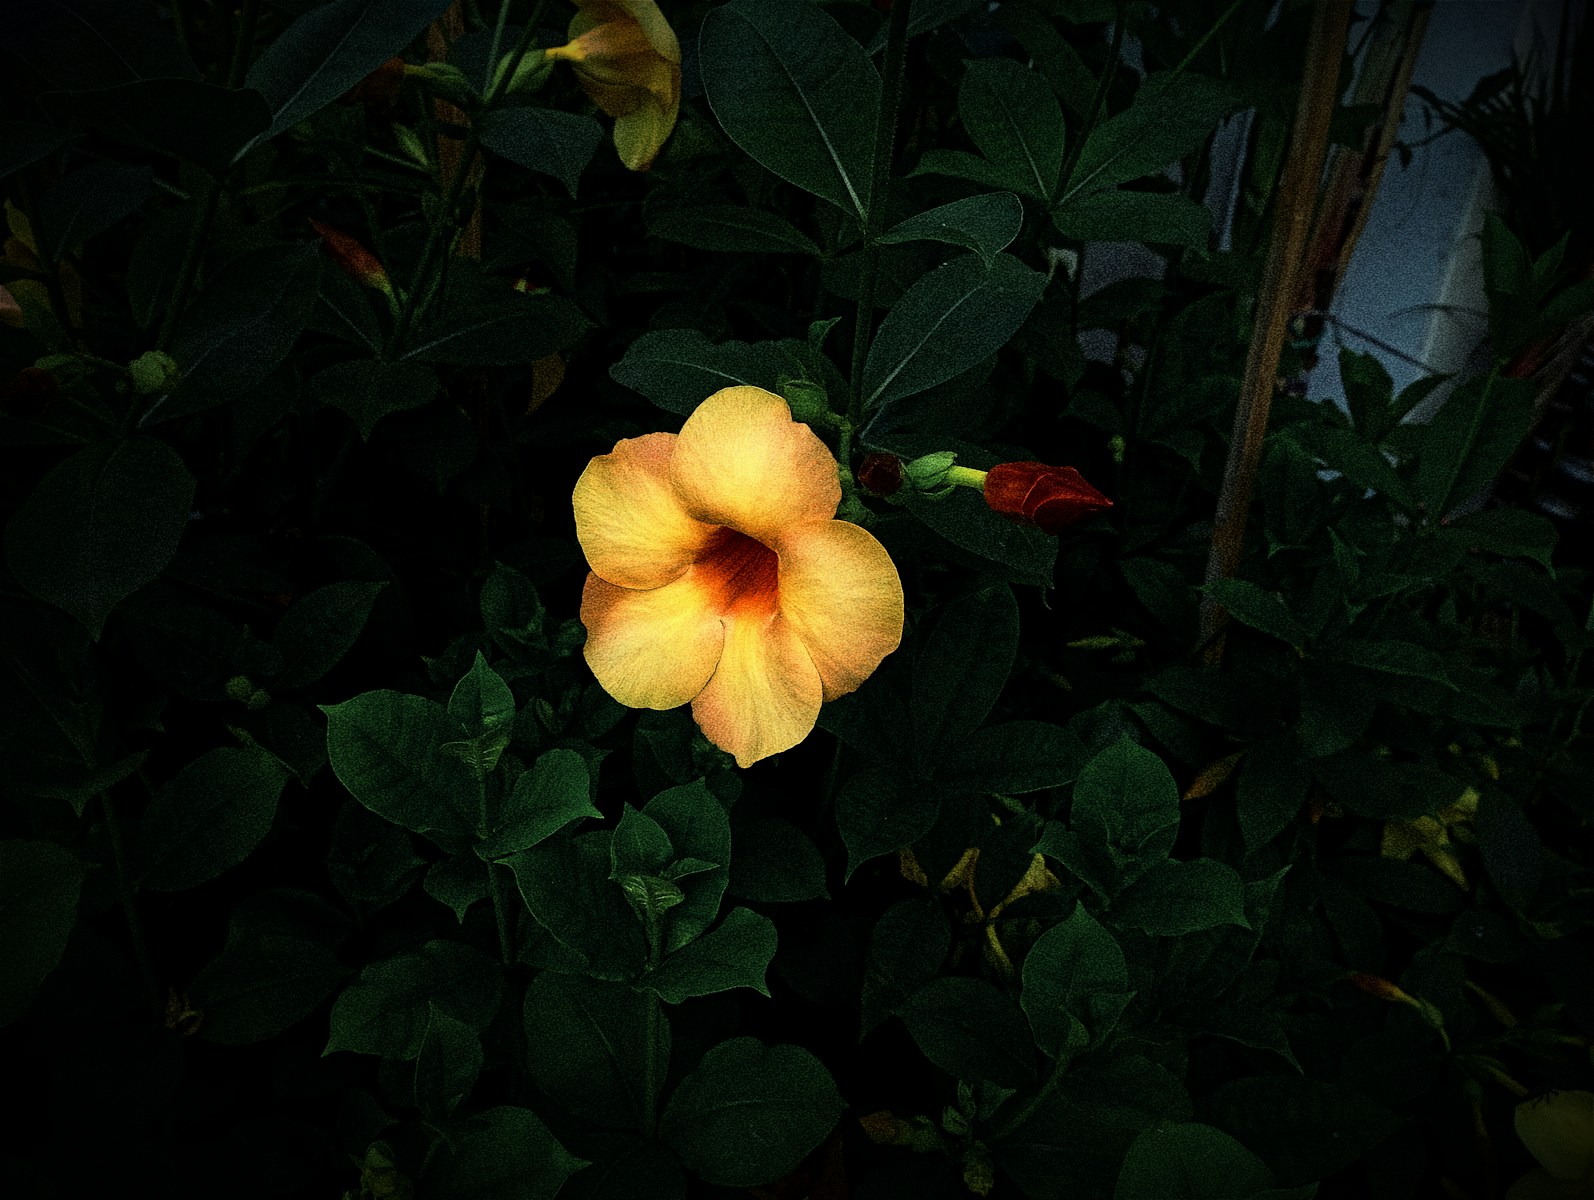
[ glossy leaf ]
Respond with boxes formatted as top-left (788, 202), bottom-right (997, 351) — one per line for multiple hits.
top-left (880, 192), bottom-right (1024, 260)
top-left (958, 58), bottom-right (1066, 202)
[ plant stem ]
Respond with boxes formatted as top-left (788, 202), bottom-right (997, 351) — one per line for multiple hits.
top-left (1199, 0), bottom-right (1352, 654)
top-left (100, 791), bottom-right (162, 1017)
top-left (487, 860), bottom-right (516, 966)
top-left (848, 0), bottom-right (915, 425)
top-left (485, 0), bottom-right (513, 88)
top-left (641, 900), bottom-right (664, 1139)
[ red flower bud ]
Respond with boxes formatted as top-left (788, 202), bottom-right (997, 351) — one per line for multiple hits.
top-left (0, 367), bottom-right (61, 417)
top-left (307, 219), bottom-right (391, 292)
top-left (858, 452), bottom-right (903, 497)
top-left (346, 56), bottom-right (407, 105)
top-left (983, 462), bottom-right (1111, 534)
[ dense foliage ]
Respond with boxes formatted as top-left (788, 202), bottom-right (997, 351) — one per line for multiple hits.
top-left (3, 1), bottom-right (1592, 1198)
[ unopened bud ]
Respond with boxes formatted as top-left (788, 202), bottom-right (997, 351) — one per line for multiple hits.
top-left (902, 451), bottom-right (957, 492)
top-left (128, 351), bottom-right (181, 395)
top-left (490, 47), bottom-right (551, 97)
top-left (308, 219), bottom-right (392, 295)
top-left (0, 366), bottom-right (61, 416)
top-left (403, 61), bottom-right (477, 108)
top-left (392, 124), bottom-right (431, 169)
top-left (983, 461), bottom-right (1112, 534)
top-left (857, 452), bottom-right (903, 497)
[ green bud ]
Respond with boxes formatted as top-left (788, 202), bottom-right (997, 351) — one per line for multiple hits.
top-left (406, 62), bottom-right (477, 108)
top-left (490, 47), bottom-right (551, 97)
top-left (902, 451), bottom-right (957, 491)
top-left (225, 675), bottom-right (256, 704)
top-left (392, 124), bottom-right (430, 169)
top-left (128, 350), bottom-right (182, 395)
top-left (780, 377), bottom-right (833, 428)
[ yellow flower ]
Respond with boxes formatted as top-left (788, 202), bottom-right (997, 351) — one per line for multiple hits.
top-left (573, 386), bottom-right (904, 767)
top-left (545, 0), bottom-right (681, 171)
top-left (1510, 1090), bottom-right (1594, 1200)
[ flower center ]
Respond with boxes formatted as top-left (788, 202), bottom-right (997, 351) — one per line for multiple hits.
top-left (696, 527), bottom-right (778, 617)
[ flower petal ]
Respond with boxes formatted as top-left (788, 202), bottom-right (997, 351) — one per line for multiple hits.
top-left (670, 386), bottom-right (841, 541)
top-left (1516, 1091), bottom-right (1594, 1181)
top-left (573, 432), bottom-right (716, 589)
top-left (775, 519), bottom-right (903, 701)
top-left (691, 613), bottom-right (822, 768)
top-left (582, 573), bottom-right (724, 709)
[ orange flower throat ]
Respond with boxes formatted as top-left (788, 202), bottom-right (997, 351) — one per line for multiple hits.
top-left (697, 528), bottom-right (779, 617)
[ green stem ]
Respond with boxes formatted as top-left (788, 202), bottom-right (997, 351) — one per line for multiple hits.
top-left (641, 900), bottom-right (664, 1139)
top-left (101, 791), bottom-right (162, 1017)
top-left (991, 1050), bottom-right (1072, 1142)
top-left (848, 0), bottom-right (916, 425)
top-left (488, 860), bottom-right (516, 966)
top-left (1055, 0), bottom-right (1126, 201)
top-left (485, 0), bottom-right (513, 85)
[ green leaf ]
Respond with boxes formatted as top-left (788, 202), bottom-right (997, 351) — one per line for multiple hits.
top-left (1415, 373), bottom-right (1534, 516)
top-left (912, 584), bottom-right (1019, 775)
top-left (1202, 578), bottom-right (1307, 647)
top-left (479, 107), bottom-right (604, 197)
top-left (1326, 639), bottom-right (1455, 689)
top-left (424, 855), bottom-right (488, 922)
top-left (273, 580), bottom-right (387, 687)
top-left (1337, 346), bottom-right (1398, 441)
top-left (480, 748), bottom-right (599, 859)
top-left (524, 973), bottom-right (662, 1130)
top-left (1204, 1077), bottom-right (1400, 1188)
top-left (893, 478), bottom-right (1058, 588)
top-left (934, 721), bottom-right (1085, 795)
top-left (0, 121), bottom-right (74, 183)
top-left (611, 804), bottom-right (675, 877)
top-left (1021, 901), bottom-right (1131, 1057)
top-left (1235, 734), bottom-right (1308, 853)
top-left (0, 840), bottom-right (87, 1027)
top-left (138, 746), bottom-right (289, 891)
top-left (157, 243), bottom-right (325, 422)
top-left (5, 436), bottom-right (196, 638)
top-left (650, 205), bottom-right (819, 256)
top-left (1439, 506), bottom-right (1558, 570)
top-left (609, 328), bottom-right (814, 415)
top-left (414, 1003), bottom-right (482, 1120)
top-left (1295, 424), bottom-right (1414, 511)
top-left (190, 932), bottom-right (346, 1045)
top-left (699, 0), bottom-right (880, 221)
top-left (1113, 859), bottom-right (1249, 937)
top-left (660, 1038), bottom-right (845, 1187)
top-left (245, 0), bottom-right (454, 146)
top-left (403, 292), bottom-right (588, 366)
top-left (899, 976), bottom-right (1037, 1087)
top-left (1193, 1005), bottom-right (1302, 1075)
top-left (643, 781), bottom-right (732, 953)
top-left (1072, 738), bottom-right (1181, 888)
top-left (860, 897), bottom-right (951, 1038)
top-left (445, 651), bottom-right (514, 771)
top-left (913, 148), bottom-right (1024, 191)
top-left (861, 253), bottom-right (1047, 409)
top-left (308, 360), bottom-right (437, 440)
top-left (325, 939), bottom-right (501, 1060)
top-left (41, 80), bottom-right (271, 177)
top-left (423, 1106), bottom-right (586, 1200)
top-left (35, 161), bottom-right (154, 261)
top-left (957, 58), bottom-right (1065, 201)
top-left (879, 193), bottom-right (1023, 260)
top-left (1065, 73), bottom-right (1237, 200)
top-left (1115, 1122), bottom-right (1279, 1200)
top-left (1475, 788), bottom-right (1541, 913)
top-left (728, 817), bottom-right (828, 902)
top-left (836, 767), bottom-right (939, 881)
top-left (1052, 190), bottom-right (1212, 249)
top-left (644, 907), bottom-right (777, 1003)
top-left (508, 832), bottom-right (649, 979)
top-left (322, 690), bottom-right (479, 848)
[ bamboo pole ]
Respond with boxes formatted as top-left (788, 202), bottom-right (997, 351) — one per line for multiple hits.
top-left (1199, 0), bottom-right (1355, 655)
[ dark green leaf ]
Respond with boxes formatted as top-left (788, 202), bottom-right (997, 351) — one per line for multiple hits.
top-left (900, 976), bottom-right (1037, 1087)
top-left (1236, 734), bottom-right (1308, 853)
top-left (36, 161), bottom-right (154, 261)
top-left (660, 1038), bottom-right (845, 1187)
top-left (325, 939), bottom-right (501, 1060)
top-left (1065, 73), bottom-right (1237, 199)
top-left (1474, 789), bottom-right (1541, 912)
top-left (1439, 506), bottom-right (1558, 570)
top-left (643, 781), bottom-right (731, 952)
top-left (479, 107), bottom-right (604, 197)
top-left (321, 690), bottom-right (479, 848)
top-left (273, 580), bottom-right (386, 687)
top-left (609, 328), bottom-right (813, 415)
top-left (5, 436), bottom-right (196, 639)
top-left (728, 817), bottom-right (828, 902)
top-left (1203, 1076), bottom-right (1401, 1187)
top-left (644, 907), bottom-right (776, 1003)
top-left (414, 1003), bottom-right (482, 1119)
top-left (1113, 859), bottom-right (1249, 937)
top-left (836, 767), bottom-right (938, 880)
top-left (404, 292), bottom-right (588, 365)
top-left (878, 193), bottom-right (1023, 260)
top-left (650, 205), bottom-right (819, 256)
top-left (424, 1106), bottom-right (586, 1200)
top-left (957, 58), bottom-right (1065, 201)
top-left (1415, 373), bottom-right (1534, 516)
top-left (190, 932), bottom-right (345, 1045)
top-left (0, 122), bottom-right (74, 182)
top-left (41, 80), bottom-right (271, 176)
top-left (699, 0), bottom-right (880, 221)
top-left (424, 855), bottom-right (488, 922)
top-left (481, 748), bottom-right (599, 858)
top-left (860, 897), bottom-right (951, 1038)
top-left (1022, 901), bottom-right (1131, 1056)
top-left (1053, 190), bottom-right (1212, 249)
top-left (308, 359), bottom-right (437, 440)
top-left (894, 482), bottom-right (1058, 587)
top-left (524, 973), bottom-right (662, 1130)
top-left (1072, 738), bottom-right (1180, 888)
top-left (1115, 1122), bottom-right (1278, 1200)
top-left (508, 832), bottom-right (649, 979)
top-left (0, 840), bottom-right (87, 1026)
top-left (139, 746), bottom-right (289, 891)
top-left (935, 720), bottom-right (1085, 795)
top-left (1338, 346), bottom-right (1397, 441)
top-left (912, 584), bottom-right (1019, 774)
top-left (157, 243), bottom-right (325, 422)
top-left (861, 253), bottom-right (1047, 409)
top-left (1203, 578), bottom-right (1306, 647)
top-left (246, 0), bottom-right (455, 145)
top-left (913, 148), bottom-right (1023, 191)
